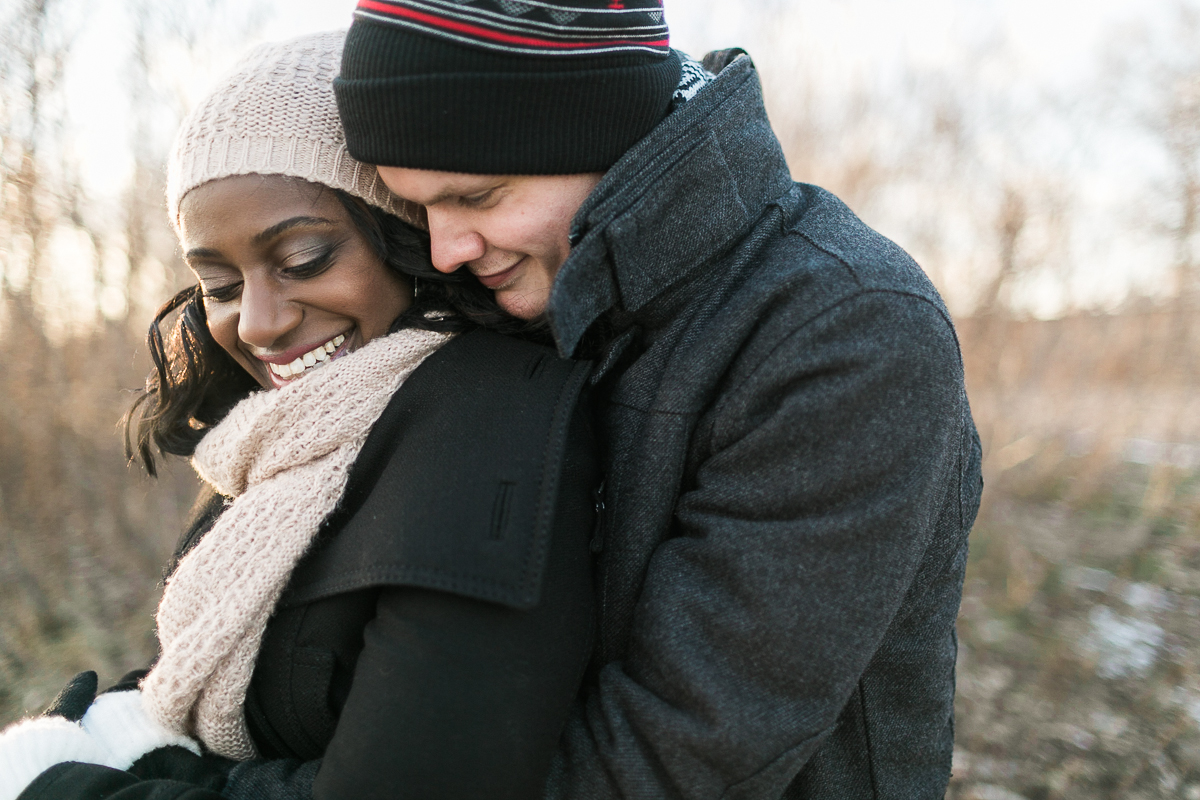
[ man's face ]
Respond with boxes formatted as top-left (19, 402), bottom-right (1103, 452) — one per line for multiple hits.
top-left (376, 167), bottom-right (602, 320)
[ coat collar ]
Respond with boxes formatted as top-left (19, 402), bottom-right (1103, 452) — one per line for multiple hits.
top-left (547, 55), bottom-right (794, 358)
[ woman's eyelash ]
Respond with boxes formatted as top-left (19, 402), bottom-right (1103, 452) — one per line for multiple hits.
top-left (283, 246), bottom-right (337, 277)
top-left (197, 243), bottom-right (338, 301)
top-left (201, 283), bottom-right (241, 302)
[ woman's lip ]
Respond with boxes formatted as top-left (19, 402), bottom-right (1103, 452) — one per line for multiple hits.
top-left (253, 331), bottom-right (352, 365)
top-left (266, 368), bottom-right (291, 391)
top-left (475, 260), bottom-right (522, 290)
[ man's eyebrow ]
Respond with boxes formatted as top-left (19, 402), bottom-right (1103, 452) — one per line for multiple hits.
top-left (421, 184), bottom-right (496, 206)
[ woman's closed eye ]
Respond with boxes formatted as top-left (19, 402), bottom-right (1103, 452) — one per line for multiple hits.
top-left (281, 243), bottom-right (339, 279)
top-left (201, 281), bottom-right (242, 303)
top-left (197, 245), bottom-right (336, 303)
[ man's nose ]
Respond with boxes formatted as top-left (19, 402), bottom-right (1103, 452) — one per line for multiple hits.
top-left (426, 208), bottom-right (487, 273)
top-left (237, 276), bottom-right (301, 348)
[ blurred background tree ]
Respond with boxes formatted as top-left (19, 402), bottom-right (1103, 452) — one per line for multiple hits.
top-left (0, 0), bottom-right (260, 729)
top-left (3, 0), bottom-right (1200, 797)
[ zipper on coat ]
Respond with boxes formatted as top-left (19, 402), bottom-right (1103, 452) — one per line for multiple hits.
top-left (590, 481), bottom-right (607, 554)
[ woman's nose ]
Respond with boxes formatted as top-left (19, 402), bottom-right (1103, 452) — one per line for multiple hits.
top-left (426, 209), bottom-right (487, 274)
top-left (237, 277), bottom-right (301, 348)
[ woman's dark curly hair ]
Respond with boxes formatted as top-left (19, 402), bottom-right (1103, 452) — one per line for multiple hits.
top-left (125, 188), bottom-right (547, 476)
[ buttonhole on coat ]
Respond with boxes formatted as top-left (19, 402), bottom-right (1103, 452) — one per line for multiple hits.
top-left (524, 353), bottom-right (548, 381)
top-left (490, 481), bottom-right (516, 540)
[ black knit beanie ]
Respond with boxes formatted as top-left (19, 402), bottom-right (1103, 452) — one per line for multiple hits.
top-left (335, 0), bottom-right (682, 174)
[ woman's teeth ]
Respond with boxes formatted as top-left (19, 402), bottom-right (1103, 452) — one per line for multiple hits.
top-left (269, 334), bottom-right (345, 380)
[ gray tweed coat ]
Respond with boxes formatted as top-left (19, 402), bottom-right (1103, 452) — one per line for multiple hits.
top-left (543, 52), bottom-right (983, 800)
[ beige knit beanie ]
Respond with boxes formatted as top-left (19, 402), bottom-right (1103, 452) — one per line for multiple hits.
top-left (166, 30), bottom-right (421, 229)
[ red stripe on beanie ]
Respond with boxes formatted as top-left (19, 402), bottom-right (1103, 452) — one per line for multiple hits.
top-left (356, 0), bottom-right (669, 51)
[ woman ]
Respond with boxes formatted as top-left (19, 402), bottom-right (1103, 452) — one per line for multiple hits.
top-left (0, 31), bottom-right (597, 800)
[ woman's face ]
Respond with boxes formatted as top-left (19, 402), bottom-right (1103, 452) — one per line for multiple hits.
top-left (178, 175), bottom-right (413, 390)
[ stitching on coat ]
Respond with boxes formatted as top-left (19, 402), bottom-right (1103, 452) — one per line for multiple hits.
top-left (280, 349), bottom-right (589, 611)
top-left (708, 288), bottom-right (960, 450)
top-left (796, 224), bottom-right (967, 359)
top-left (795, 219), bottom-right (964, 350)
top-left (526, 360), bottom-right (589, 600)
top-left (281, 563), bottom-right (532, 609)
top-left (859, 681), bottom-right (881, 799)
top-left (717, 725), bottom-right (831, 800)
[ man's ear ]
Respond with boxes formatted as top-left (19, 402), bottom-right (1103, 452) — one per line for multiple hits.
top-left (701, 48), bottom-right (750, 74)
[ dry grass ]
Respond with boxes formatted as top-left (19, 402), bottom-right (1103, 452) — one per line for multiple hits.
top-left (0, 293), bottom-right (199, 723)
top-left (4, 287), bottom-right (1200, 800)
top-left (950, 303), bottom-right (1200, 800)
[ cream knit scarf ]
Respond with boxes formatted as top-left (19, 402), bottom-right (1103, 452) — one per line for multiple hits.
top-left (141, 327), bottom-right (452, 760)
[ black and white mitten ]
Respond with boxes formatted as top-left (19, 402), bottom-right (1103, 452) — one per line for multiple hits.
top-left (0, 672), bottom-right (200, 800)
top-left (0, 673), bottom-right (110, 800)
top-left (79, 688), bottom-right (201, 768)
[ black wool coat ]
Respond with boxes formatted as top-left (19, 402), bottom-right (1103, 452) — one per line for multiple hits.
top-left (21, 329), bottom-right (599, 800)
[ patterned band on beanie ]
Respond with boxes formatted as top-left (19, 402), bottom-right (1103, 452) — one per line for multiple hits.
top-left (353, 0), bottom-right (669, 57)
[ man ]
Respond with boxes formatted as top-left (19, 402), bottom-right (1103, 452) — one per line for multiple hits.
top-left (336, 2), bottom-right (983, 798)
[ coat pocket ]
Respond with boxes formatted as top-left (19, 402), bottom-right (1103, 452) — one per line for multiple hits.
top-left (290, 645), bottom-right (338, 754)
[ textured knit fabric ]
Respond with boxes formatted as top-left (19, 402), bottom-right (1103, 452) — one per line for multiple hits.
top-left (0, 689), bottom-right (200, 799)
top-left (335, 9), bottom-right (682, 173)
top-left (537, 54), bottom-right (983, 799)
top-left (0, 717), bottom-right (111, 800)
top-left (142, 328), bottom-right (451, 761)
top-left (79, 692), bottom-right (202, 770)
top-left (672, 53), bottom-right (714, 105)
top-left (351, 0), bottom-right (671, 57)
top-left (166, 30), bottom-right (420, 228)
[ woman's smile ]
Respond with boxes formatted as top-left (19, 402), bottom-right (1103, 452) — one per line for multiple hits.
top-left (256, 331), bottom-right (350, 388)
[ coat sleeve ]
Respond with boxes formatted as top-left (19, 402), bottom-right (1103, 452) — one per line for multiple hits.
top-left (17, 755), bottom-right (227, 800)
top-left (544, 291), bottom-right (971, 799)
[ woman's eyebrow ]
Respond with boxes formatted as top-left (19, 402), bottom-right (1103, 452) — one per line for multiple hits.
top-left (251, 215), bottom-right (337, 245)
top-left (184, 247), bottom-right (223, 261)
top-left (184, 217), bottom-right (338, 261)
